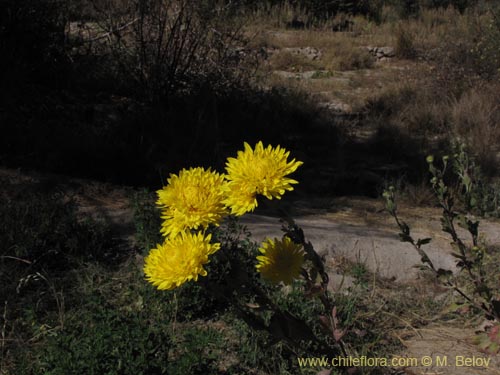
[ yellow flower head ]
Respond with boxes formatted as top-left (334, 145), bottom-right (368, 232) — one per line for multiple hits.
top-left (224, 141), bottom-right (303, 215)
top-left (256, 236), bottom-right (305, 285)
top-left (157, 167), bottom-right (228, 237)
top-left (144, 232), bottom-right (220, 290)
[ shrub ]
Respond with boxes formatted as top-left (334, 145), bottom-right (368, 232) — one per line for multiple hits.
top-left (451, 141), bottom-right (500, 217)
top-left (29, 305), bottom-right (173, 375)
top-left (0, 193), bottom-right (114, 271)
top-left (364, 84), bottom-right (418, 118)
top-left (242, 0), bottom-right (384, 22)
top-left (429, 5), bottom-right (500, 86)
top-left (131, 189), bottom-right (162, 254)
top-left (395, 24), bottom-right (417, 58)
top-left (139, 143), bottom-right (347, 369)
top-left (78, 0), bottom-right (254, 102)
top-left (470, 6), bottom-right (500, 79)
top-left (388, 0), bottom-right (420, 19)
top-left (384, 151), bottom-right (500, 322)
top-left (333, 47), bottom-right (375, 71)
top-left (12, 270), bottom-right (176, 375)
top-left (421, 0), bottom-right (473, 13)
top-left (0, 0), bottom-right (67, 86)
top-left (268, 50), bottom-right (320, 71)
top-left (450, 86), bottom-right (500, 174)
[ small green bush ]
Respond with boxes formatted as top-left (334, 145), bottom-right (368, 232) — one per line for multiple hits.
top-left (395, 25), bottom-right (417, 58)
top-left (131, 189), bottom-right (162, 254)
top-left (23, 293), bottom-right (172, 375)
top-left (451, 142), bottom-right (500, 217)
top-left (335, 48), bottom-right (375, 71)
top-left (384, 149), bottom-right (500, 322)
top-left (0, 193), bottom-right (114, 270)
top-left (470, 7), bottom-right (500, 79)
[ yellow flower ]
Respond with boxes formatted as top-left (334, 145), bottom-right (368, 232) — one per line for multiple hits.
top-left (256, 237), bottom-right (305, 285)
top-left (144, 232), bottom-right (220, 290)
top-left (224, 141), bottom-right (303, 215)
top-left (156, 167), bottom-right (228, 237)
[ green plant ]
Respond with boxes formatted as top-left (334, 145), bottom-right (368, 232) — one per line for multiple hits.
top-left (84, 0), bottom-right (253, 102)
top-left (0, 192), bottom-right (114, 271)
top-left (167, 325), bottom-right (226, 375)
top-left (268, 50), bottom-right (320, 71)
top-left (28, 297), bottom-right (173, 375)
top-left (474, 323), bottom-right (500, 354)
top-left (383, 152), bottom-right (500, 322)
top-left (450, 86), bottom-right (500, 173)
top-left (334, 47), bottom-right (375, 71)
top-left (139, 143), bottom-right (357, 373)
top-left (311, 70), bottom-right (334, 79)
top-left (395, 25), bottom-right (417, 59)
top-left (443, 4), bottom-right (500, 80)
top-left (451, 141), bottom-right (500, 217)
top-left (0, 191), bottom-right (126, 374)
top-left (131, 189), bottom-right (162, 254)
top-left (349, 262), bottom-right (369, 286)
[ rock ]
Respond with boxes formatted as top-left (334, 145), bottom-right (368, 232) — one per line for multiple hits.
top-left (262, 47), bottom-right (278, 60)
top-left (273, 70), bottom-right (332, 80)
top-left (238, 211), bottom-right (500, 283)
top-left (365, 46), bottom-right (396, 60)
top-left (320, 100), bottom-right (352, 113)
top-left (300, 71), bottom-right (319, 79)
top-left (282, 47), bottom-right (322, 61)
top-left (273, 70), bottom-right (316, 80)
top-left (378, 46), bottom-right (395, 57)
top-left (239, 214), bottom-right (452, 282)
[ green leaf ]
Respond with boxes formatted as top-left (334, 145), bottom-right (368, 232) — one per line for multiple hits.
top-left (450, 252), bottom-right (466, 260)
top-left (401, 221), bottom-right (410, 235)
top-left (492, 300), bottom-right (500, 317)
top-left (467, 220), bottom-right (479, 238)
top-left (436, 268), bottom-right (453, 277)
top-left (416, 238), bottom-right (432, 247)
top-left (399, 233), bottom-right (413, 243)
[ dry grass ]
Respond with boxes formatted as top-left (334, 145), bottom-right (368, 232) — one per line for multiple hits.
top-left (253, 26), bottom-right (393, 51)
top-left (251, 3), bottom-right (500, 175)
top-left (267, 50), bottom-right (321, 71)
top-left (395, 25), bottom-right (417, 59)
top-left (263, 60), bottom-right (426, 112)
top-left (322, 44), bottom-right (375, 71)
top-left (378, 6), bottom-right (471, 50)
top-left (247, 4), bottom-right (487, 55)
top-left (250, 5), bottom-right (479, 77)
top-left (401, 180), bottom-right (437, 207)
top-left (364, 76), bottom-right (446, 135)
top-left (363, 67), bottom-right (500, 172)
top-left (451, 84), bottom-right (500, 173)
